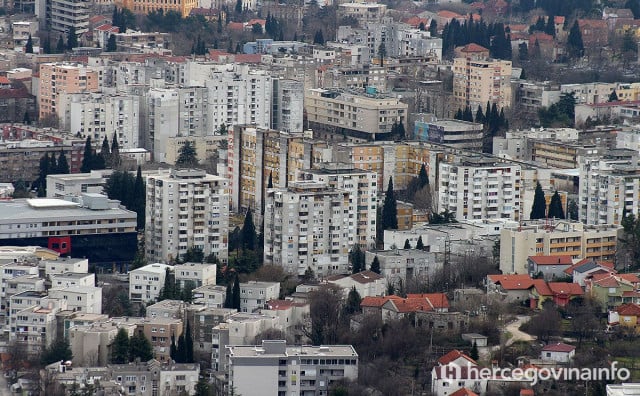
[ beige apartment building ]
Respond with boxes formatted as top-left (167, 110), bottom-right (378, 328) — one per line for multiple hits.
top-left (500, 220), bottom-right (620, 274)
top-left (116, 0), bottom-right (197, 16)
top-left (39, 63), bottom-right (100, 120)
top-left (453, 57), bottom-right (512, 111)
top-left (305, 88), bottom-right (408, 141)
top-left (137, 318), bottom-right (183, 362)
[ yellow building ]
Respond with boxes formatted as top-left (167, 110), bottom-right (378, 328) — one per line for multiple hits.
top-left (116, 0), bottom-right (197, 17)
top-left (452, 56), bottom-right (512, 111)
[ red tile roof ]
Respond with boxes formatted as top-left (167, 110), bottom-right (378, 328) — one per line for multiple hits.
top-left (617, 303), bottom-right (640, 316)
top-left (578, 19), bottom-right (608, 29)
top-left (564, 259), bottom-right (615, 274)
top-left (459, 43), bottom-right (489, 53)
top-left (542, 342), bottom-right (575, 353)
top-left (619, 274), bottom-right (640, 284)
top-left (265, 299), bottom-right (307, 310)
top-left (548, 282), bottom-right (583, 296)
top-left (531, 279), bottom-right (553, 296)
top-left (591, 273), bottom-right (622, 288)
top-left (0, 76), bottom-right (10, 85)
top-left (350, 270), bottom-right (384, 284)
top-left (403, 16), bottom-right (430, 28)
top-left (451, 388), bottom-right (479, 396)
top-left (432, 365), bottom-right (484, 379)
top-left (622, 290), bottom-right (640, 298)
top-left (528, 255), bottom-right (572, 266)
top-left (488, 274), bottom-right (534, 290)
top-left (361, 295), bottom-right (399, 308)
top-left (437, 10), bottom-right (462, 19)
top-left (520, 389), bottom-right (535, 396)
top-left (437, 349), bottom-right (477, 366)
top-left (508, 24), bottom-right (529, 32)
top-left (234, 54), bottom-right (262, 63)
top-left (227, 22), bottom-right (244, 31)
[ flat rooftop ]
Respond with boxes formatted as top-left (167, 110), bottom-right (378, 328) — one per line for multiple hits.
top-left (229, 344), bottom-right (358, 358)
top-left (0, 199), bottom-right (135, 221)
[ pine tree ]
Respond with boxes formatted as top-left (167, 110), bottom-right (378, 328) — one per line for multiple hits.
top-left (25, 34), bottom-right (33, 53)
top-left (548, 191), bottom-right (565, 219)
top-left (349, 245), bottom-right (364, 273)
top-left (404, 239), bottom-right (411, 249)
top-left (129, 332), bottom-right (153, 362)
top-left (67, 26), bottom-right (78, 50)
top-left (81, 136), bottom-right (93, 173)
top-left (381, 177), bottom-right (398, 233)
top-left (567, 20), bottom-right (584, 59)
top-left (416, 236), bottom-right (424, 250)
top-left (134, 166), bottom-right (146, 230)
top-left (418, 163), bottom-right (429, 188)
top-left (111, 328), bottom-right (130, 363)
top-left (241, 208), bottom-right (256, 251)
top-left (176, 141), bottom-right (198, 168)
top-left (41, 336), bottom-right (73, 366)
top-left (57, 149), bottom-right (70, 174)
top-left (470, 341), bottom-right (479, 361)
top-left (429, 19), bottom-right (438, 37)
top-left (106, 34), bottom-right (117, 52)
top-left (609, 90), bottom-right (619, 102)
top-left (111, 133), bottom-right (121, 168)
top-left (530, 182), bottom-right (547, 220)
top-left (370, 256), bottom-right (381, 274)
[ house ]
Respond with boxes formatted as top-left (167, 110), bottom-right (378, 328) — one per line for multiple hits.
top-left (540, 343), bottom-right (576, 363)
top-left (432, 350), bottom-right (482, 396)
top-left (239, 281), bottom-right (280, 313)
top-left (454, 43), bottom-right (490, 60)
top-left (462, 333), bottom-right (488, 347)
top-left (547, 282), bottom-right (584, 307)
top-left (527, 255), bottom-right (573, 280)
top-left (381, 293), bottom-right (450, 321)
top-left (564, 259), bottom-right (615, 287)
top-left (487, 274), bottom-right (534, 303)
top-left (327, 270), bottom-right (386, 298)
top-left (578, 19), bottom-right (609, 49)
top-left (585, 273), bottom-right (635, 311)
top-left (437, 349), bottom-right (477, 368)
top-left (610, 303), bottom-right (640, 332)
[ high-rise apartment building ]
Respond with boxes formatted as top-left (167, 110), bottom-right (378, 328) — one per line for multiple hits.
top-left (452, 56), bottom-right (512, 111)
top-left (145, 169), bottom-right (229, 263)
top-left (39, 63), bottom-right (100, 120)
top-left (438, 156), bottom-right (522, 221)
top-left (263, 180), bottom-right (352, 276)
top-left (297, 163), bottom-right (378, 249)
top-left (48, 0), bottom-right (90, 35)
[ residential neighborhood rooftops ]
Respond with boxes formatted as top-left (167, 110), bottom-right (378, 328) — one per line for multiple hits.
top-left (437, 349), bottom-right (477, 366)
top-left (528, 255), bottom-right (573, 266)
top-left (541, 342), bottom-right (576, 353)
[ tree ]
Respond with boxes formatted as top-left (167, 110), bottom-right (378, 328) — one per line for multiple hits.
top-left (133, 166), bottom-right (145, 230)
top-left (57, 150), bottom-right (70, 174)
top-left (106, 34), bottom-right (117, 52)
top-left (567, 20), bottom-right (584, 59)
top-left (609, 90), bottom-right (619, 102)
top-left (307, 285), bottom-right (343, 345)
top-left (56, 35), bottom-right (65, 53)
top-left (522, 303), bottom-right (561, 342)
top-left (101, 136), bottom-right (111, 167)
top-left (418, 164), bottom-right (429, 188)
top-left (370, 256), bottom-right (380, 274)
top-left (313, 30), bottom-right (325, 45)
top-left (241, 208), bottom-right (256, 251)
top-left (267, 171), bottom-right (273, 189)
top-left (185, 319), bottom-right (194, 363)
top-left (470, 341), bottom-right (479, 361)
top-left (232, 275), bottom-right (241, 310)
top-left (404, 239), bottom-right (411, 249)
top-left (224, 281), bottom-right (233, 309)
top-left (349, 245), bottom-right (365, 274)
top-left (81, 137), bottom-right (93, 173)
top-left (548, 191), bottom-right (565, 219)
top-left (43, 37), bottom-right (51, 54)
top-left (194, 377), bottom-right (211, 396)
top-left (41, 336), bottom-right (73, 365)
top-left (176, 141), bottom-right (198, 167)
top-left (343, 287), bottom-right (362, 316)
top-left (530, 182), bottom-right (547, 220)
top-left (25, 34), bottom-right (33, 53)
top-left (378, 42), bottom-right (386, 67)
top-left (518, 42), bottom-right (528, 61)
top-left (181, 246), bottom-right (204, 263)
top-left (67, 26), bottom-right (78, 50)
top-left (159, 267), bottom-right (175, 300)
top-left (37, 153), bottom-right (50, 196)
top-left (429, 19), bottom-right (438, 37)
top-left (111, 328), bottom-right (130, 363)
top-left (129, 332), bottom-right (153, 362)
top-left (111, 133), bottom-right (121, 168)
top-left (416, 236), bottom-right (424, 250)
top-left (381, 177), bottom-right (398, 234)
top-left (235, 0), bottom-right (242, 13)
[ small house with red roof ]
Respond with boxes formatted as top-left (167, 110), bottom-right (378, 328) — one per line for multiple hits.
top-left (540, 342), bottom-right (575, 363)
top-left (564, 258), bottom-right (615, 287)
top-left (527, 255), bottom-right (572, 280)
top-left (611, 303), bottom-right (640, 332)
top-left (586, 273), bottom-right (636, 311)
top-left (437, 349), bottom-right (477, 367)
top-left (450, 388), bottom-right (479, 396)
top-left (578, 19), bottom-right (609, 48)
top-left (454, 43), bottom-right (490, 60)
top-left (487, 274), bottom-right (534, 303)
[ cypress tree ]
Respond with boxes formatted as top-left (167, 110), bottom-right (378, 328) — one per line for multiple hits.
top-left (111, 328), bottom-right (130, 364)
top-left (66, 26), bottom-right (78, 50)
top-left (101, 136), bottom-right (111, 167)
top-left (133, 166), bottom-right (145, 230)
top-left (170, 333), bottom-right (177, 361)
top-left (241, 208), bottom-right (256, 251)
top-left (475, 105), bottom-right (485, 124)
top-left (185, 319), bottom-right (194, 363)
top-left (57, 150), bottom-right (70, 174)
top-left (381, 177), bottom-right (398, 232)
top-left (25, 34), bottom-right (33, 53)
top-left (470, 341), bottom-right (479, 361)
top-left (37, 153), bottom-right (50, 197)
top-left (43, 37), bottom-right (51, 54)
top-left (418, 163), bottom-right (429, 188)
top-left (56, 36), bottom-right (65, 53)
top-left (232, 275), bottom-right (240, 310)
top-left (224, 281), bottom-right (233, 309)
top-left (548, 191), bottom-right (565, 219)
top-left (81, 136), bottom-right (93, 173)
top-left (567, 20), bottom-right (584, 58)
top-left (267, 171), bottom-right (273, 189)
top-left (404, 239), bottom-right (411, 249)
top-left (609, 90), bottom-right (619, 102)
top-left (49, 152), bottom-right (58, 175)
top-left (429, 19), bottom-right (438, 37)
top-left (416, 236), bottom-right (424, 250)
top-left (111, 133), bottom-right (121, 168)
top-left (349, 245), bottom-right (364, 273)
top-left (530, 182), bottom-right (547, 220)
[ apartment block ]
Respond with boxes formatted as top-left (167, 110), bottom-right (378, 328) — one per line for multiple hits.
top-left (10, 293), bottom-right (67, 356)
top-left (499, 220), bottom-right (620, 274)
top-left (192, 284), bottom-right (227, 308)
top-left (50, 272), bottom-right (95, 288)
top-left (48, 286), bottom-right (102, 314)
top-left (272, 79), bottom-right (304, 133)
top-left (39, 63), bottom-right (101, 120)
top-left (297, 162), bottom-right (378, 249)
top-left (174, 263), bottom-right (216, 289)
top-left (579, 157), bottom-right (640, 225)
top-left (48, 0), bottom-right (90, 35)
top-left (0, 140), bottom-right (85, 184)
top-left (145, 169), bottom-right (229, 264)
top-left (66, 93), bottom-right (140, 149)
top-left (43, 257), bottom-right (89, 276)
top-left (515, 80), bottom-right (561, 118)
top-left (119, 0), bottom-right (196, 16)
top-left (438, 156), bottom-right (522, 221)
top-left (146, 299), bottom-right (186, 320)
top-left (452, 56), bottom-right (512, 111)
top-left (0, 195), bottom-right (137, 263)
top-left (188, 306), bottom-right (235, 367)
top-left (68, 320), bottom-right (137, 366)
top-left (46, 171), bottom-right (108, 198)
top-left (129, 263), bottom-right (171, 304)
top-left (137, 318), bottom-right (183, 362)
top-left (305, 88), bottom-right (408, 142)
top-left (338, 2), bottom-right (387, 24)
top-left (227, 340), bottom-right (358, 396)
top-left (414, 118), bottom-right (483, 151)
top-left (239, 281), bottom-right (280, 313)
top-left (263, 181), bottom-right (352, 277)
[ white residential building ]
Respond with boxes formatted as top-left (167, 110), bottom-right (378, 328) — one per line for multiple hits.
top-left (46, 171), bottom-right (108, 198)
top-left (438, 157), bottom-right (522, 221)
top-left (365, 249), bottom-right (442, 288)
top-left (240, 281), bottom-right (280, 313)
top-left (192, 284), bottom-right (226, 308)
top-left (272, 79), bottom-right (304, 133)
top-left (48, 286), bottom-right (102, 314)
top-left (50, 272), bottom-right (95, 288)
top-left (174, 263), bottom-right (216, 288)
top-left (42, 257), bottom-right (89, 276)
top-left (227, 340), bottom-right (359, 396)
top-left (263, 181), bottom-right (352, 277)
top-left (48, 0), bottom-right (90, 35)
top-left (12, 298), bottom-right (66, 356)
top-left (68, 319), bottom-right (137, 366)
top-left (129, 263), bottom-right (171, 303)
top-left (297, 163), bottom-right (378, 249)
top-left (327, 270), bottom-right (386, 298)
top-left (145, 169), bottom-right (229, 264)
top-left (66, 93), bottom-right (140, 150)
